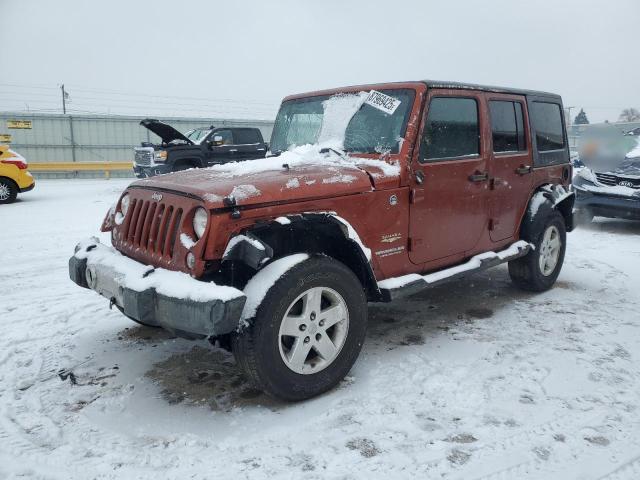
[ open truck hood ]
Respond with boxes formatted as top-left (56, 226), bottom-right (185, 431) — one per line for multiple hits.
top-left (140, 119), bottom-right (193, 145)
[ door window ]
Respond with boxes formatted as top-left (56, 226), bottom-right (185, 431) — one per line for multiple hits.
top-left (420, 97), bottom-right (479, 161)
top-left (213, 130), bottom-right (233, 145)
top-left (489, 101), bottom-right (526, 152)
top-left (530, 102), bottom-right (565, 151)
top-left (234, 129), bottom-right (262, 144)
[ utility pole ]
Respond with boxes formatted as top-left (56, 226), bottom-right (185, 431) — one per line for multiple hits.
top-left (565, 106), bottom-right (575, 126)
top-left (61, 84), bottom-right (67, 114)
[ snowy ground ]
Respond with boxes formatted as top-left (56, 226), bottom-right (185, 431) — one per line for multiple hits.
top-left (1, 179), bottom-right (640, 479)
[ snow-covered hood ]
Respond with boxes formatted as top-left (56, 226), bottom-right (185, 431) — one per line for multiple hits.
top-left (130, 145), bottom-right (401, 208)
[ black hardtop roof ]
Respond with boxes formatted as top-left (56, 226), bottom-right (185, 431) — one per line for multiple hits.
top-left (421, 79), bottom-right (561, 99)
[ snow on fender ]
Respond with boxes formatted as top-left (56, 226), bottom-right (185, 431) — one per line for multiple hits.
top-left (240, 253), bottom-right (309, 325)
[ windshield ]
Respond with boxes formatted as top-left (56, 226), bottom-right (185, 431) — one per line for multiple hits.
top-left (270, 89), bottom-right (415, 154)
top-left (185, 128), bottom-right (212, 144)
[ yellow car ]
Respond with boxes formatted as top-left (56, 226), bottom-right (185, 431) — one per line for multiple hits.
top-left (0, 145), bottom-right (35, 204)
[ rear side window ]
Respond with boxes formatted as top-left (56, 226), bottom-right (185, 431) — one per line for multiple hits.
top-left (420, 97), bottom-right (479, 161)
top-left (531, 102), bottom-right (565, 151)
top-left (489, 101), bottom-right (526, 152)
top-left (234, 129), bottom-right (262, 144)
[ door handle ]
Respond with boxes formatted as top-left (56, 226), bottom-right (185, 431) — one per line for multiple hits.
top-left (229, 149), bottom-right (238, 153)
top-left (415, 170), bottom-right (425, 184)
top-left (468, 171), bottom-right (489, 182)
top-left (515, 165), bottom-right (532, 175)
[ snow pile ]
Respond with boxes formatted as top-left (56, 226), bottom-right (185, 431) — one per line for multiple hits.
top-left (378, 241), bottom-right (530, 290)
top-left (74, 238), bottom-right (243, 302)
top-left (322, 173), bottom-right (357, 184)
top-left (203, 143), bottom-right (400, 181)
top-left (317, 92), bottom-right (369, 149)
top-left (230, 184), bottom-right (261, 201)
top-left (180, 233), bottom-right (196, 249)
top-left (285, 177), bottom-right (300, 189)
top-left (528, 184), bottom-right (574, 218)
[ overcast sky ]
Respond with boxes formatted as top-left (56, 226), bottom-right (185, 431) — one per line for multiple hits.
top-left (1, 0), bottom-right (638, 123)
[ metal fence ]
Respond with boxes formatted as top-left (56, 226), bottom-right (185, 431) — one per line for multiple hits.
top-left (0, 112), bottom-right (274, 177)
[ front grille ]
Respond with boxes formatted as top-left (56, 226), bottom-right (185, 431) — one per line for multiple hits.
top-left (595, 173), bottom-right (640, 189)
top-left (134, 149), bottom-right (153, 166)
top-left (121, 198), bottom-right (183, 259)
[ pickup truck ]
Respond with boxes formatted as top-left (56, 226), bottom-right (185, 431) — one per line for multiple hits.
top-left (71, 81), bottom-right (574, 401)
top-left (133, 119), bottom-right (268, 177)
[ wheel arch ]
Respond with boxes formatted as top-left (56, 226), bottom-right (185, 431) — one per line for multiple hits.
top-left (521, 183), bottom-right (575, 238)
top-left (223, 213), bottom-right (382, 302)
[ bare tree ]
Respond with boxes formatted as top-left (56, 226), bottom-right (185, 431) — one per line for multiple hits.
top-left (618, 108), bottom-right (640, 123)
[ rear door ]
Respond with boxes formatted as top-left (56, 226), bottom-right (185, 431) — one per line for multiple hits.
top-left (409, 89), bottom-right (490, 265)
top-left (486, 95), bottom-right (534, 242)
top-left (232, 128), bottom-right (267, 161)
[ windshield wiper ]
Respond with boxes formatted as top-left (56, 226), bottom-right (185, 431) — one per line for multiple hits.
top-left (319, 147), bottom-right (346, 158)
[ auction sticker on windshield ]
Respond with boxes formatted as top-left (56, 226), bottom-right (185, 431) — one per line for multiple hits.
top-left (365, 90), bottom-right (401, 115)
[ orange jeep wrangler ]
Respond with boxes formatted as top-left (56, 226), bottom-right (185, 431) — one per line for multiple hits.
top-left (70, 81), bottom-right (574, 401)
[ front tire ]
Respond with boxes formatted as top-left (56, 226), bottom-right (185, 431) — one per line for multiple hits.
top-left (232, 256), bottom-right (367, 401)
top-left (0, 178), bottom-right (18, 204)
top-left (509, 210), bottom-right (566, 292)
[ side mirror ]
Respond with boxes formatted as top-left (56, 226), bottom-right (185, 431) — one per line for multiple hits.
top-left (211, 135), bottom-right (224, 147)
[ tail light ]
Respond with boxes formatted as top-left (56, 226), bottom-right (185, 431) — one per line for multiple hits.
top-left (1, 159), bottom-right (28, 170)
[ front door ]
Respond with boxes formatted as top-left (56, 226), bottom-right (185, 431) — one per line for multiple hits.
top-left (486, 95), bottom-right (534, 242)
top-left (408, 90), bottom-right (490, 265)
top-left (206, 129), bottom-right (236, 165)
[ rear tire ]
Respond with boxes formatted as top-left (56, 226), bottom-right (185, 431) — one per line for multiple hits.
top-left (232, 256), bottom-right (367, 401)
top-left (0, 178), bottom-right (18, 204)
top-left (509, 210), bottom-right (566, 292)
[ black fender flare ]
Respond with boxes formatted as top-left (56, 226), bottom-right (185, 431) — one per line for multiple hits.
top-left (522, 184), bottom-right (575, 237)
top-left (223, 212), bottom-right (382, 301)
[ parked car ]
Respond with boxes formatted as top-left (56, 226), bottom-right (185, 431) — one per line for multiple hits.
top-left (623, 127), bottom-right (640, 136)
top-left (70, 80), bottom-right (574, 401)
top-left (0, 145), bottom-right (35, 204)
top-left (573, 152), bottom-right (640, 222)
top-left (133, 119), bottom-right (268, 178)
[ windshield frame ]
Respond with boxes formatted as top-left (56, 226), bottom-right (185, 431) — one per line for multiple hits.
top-left (185, 128), bottom-right (213, 145)
top-left (271, 84), bottom-right (422, 156)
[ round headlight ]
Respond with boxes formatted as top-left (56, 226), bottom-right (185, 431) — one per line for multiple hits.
top-left (193, 207), bottom-right (208, 239)
top-left (120, 194), bottom-right (130, 216)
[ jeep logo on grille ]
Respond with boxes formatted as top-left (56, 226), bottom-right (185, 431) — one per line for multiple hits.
top-left (618, 180), bottom-right (634, 188)
top-left (151, 192), bottom-right (163, 201)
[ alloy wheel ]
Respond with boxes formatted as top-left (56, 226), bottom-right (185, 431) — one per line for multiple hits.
top-left (539, 225), bottom-right (561, 276)
top-left (278, 286), bottom-right (349, 375)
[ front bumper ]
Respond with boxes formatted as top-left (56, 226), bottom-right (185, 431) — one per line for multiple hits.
top-left (574, 185), bottom-right (640, 220)
top-left (69, 239), bottom-right (246, 339)
top-left (133, 163), bottom-right (171, 178)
